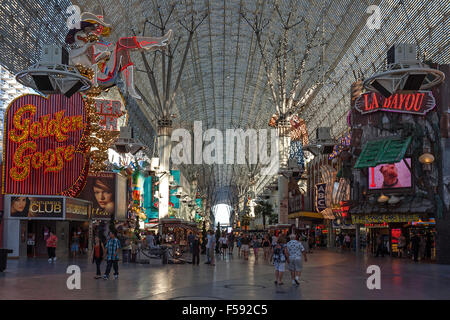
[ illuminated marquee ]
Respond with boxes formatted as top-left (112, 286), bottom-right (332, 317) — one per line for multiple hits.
top-left (355, 91), bottom-right (435, 115)
top-left (2, 94), bottom-right (89, 195)
top-left (94, 99), bottom-right (125, 131)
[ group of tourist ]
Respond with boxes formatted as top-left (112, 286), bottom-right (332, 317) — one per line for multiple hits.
top-left (199, 230), bottom-right (308, 286)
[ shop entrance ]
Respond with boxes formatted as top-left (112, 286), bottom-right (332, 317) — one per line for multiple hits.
top-left (26, 221), bottom-right (56, 258)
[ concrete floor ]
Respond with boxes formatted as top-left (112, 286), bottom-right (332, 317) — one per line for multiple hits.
top-left (1, 249), bottom-right (450, 300)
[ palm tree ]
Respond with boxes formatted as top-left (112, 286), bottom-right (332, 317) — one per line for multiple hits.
top-left (254, 201), bottom-right (273, 230)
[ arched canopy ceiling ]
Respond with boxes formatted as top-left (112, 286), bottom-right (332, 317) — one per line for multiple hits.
top-left (0, 0), bottom-right (448, 206)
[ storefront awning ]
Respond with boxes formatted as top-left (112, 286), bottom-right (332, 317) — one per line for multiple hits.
top-left (354, 136), bottom-right (412, 169)
top-left (288, 211), bottom-right (324, 219)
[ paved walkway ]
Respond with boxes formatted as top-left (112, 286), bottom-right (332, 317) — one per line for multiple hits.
top-left (1, 249), bottom-right (449, 300)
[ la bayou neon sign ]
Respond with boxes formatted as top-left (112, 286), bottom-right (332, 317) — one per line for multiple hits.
top-left (2, 94), bottom-right (88, 195)
top-left (355, 91), bottom-right (435, 115)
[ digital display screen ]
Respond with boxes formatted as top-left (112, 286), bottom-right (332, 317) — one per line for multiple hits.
top-left (368, 158), bottom-right (412, 190)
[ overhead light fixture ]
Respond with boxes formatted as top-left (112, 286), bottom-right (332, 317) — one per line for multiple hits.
top-left (377, 194), bottom-right (389, 203)
top-left (419, 153), bottom-right (435, 164)
top-left (388, 195), bottom-right (401, 205)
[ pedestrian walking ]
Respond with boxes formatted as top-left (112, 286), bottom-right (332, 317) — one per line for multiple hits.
top-left (46, 230), bottom-right (58, 263)
top-left (419, 234), bottom-right (426, 260)
top-left (251, 235), bottom-right (261, 261)
top-left (103, 231), bottom-right (121, 280)
top-left (344, 234), bottom-right (351, 250)
top-left (273, 236), bottom-right (288, 285)
top-left (92, 235), bottom-right (106, 279)
top-left (71, 231), bottom-right (79, 258)
top-left (398, 233), bottom-right (406, 258)
top-left (209, 231), bottom-right (216, 266)
top-left (192, 234), bottom-right (200, 265)
top-left (188, 231), bottom-right (194, 254)
top-left (270, 233), bottom-right (278, 262)
top-left (219, 232), bottom-right (228, 258)
top-left (237, 234), bottom-right (242, 257)
top-left (205, 231), bottom-right (212, 264)
top-left (241, 234), bottom-right (250, 260)
top-left (375, 233), bottom-right (384, 257)
top-left (411, 232), bottom-right (420, 262)
top-left (228, 233), bottom-right (235, 254)
top-left (286, 234), bottom-right (307, 286)
top-left (262, 234), bottom-right (271, 261)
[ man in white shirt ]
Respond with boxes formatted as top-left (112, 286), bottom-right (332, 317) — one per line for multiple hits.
top-left (286, 233), bottom-right (307, 286)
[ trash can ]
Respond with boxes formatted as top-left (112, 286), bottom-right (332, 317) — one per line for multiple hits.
top-left (0, 249), bottom-right (13, 272)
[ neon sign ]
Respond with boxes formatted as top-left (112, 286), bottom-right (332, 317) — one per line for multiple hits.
top-left (2, 94), bottom-right (89, 195)
top-left (94, 99), bottom-right (125, 131)
top-left (355, 91), bottom-right (435, 115)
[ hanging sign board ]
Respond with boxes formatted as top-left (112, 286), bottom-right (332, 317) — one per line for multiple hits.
top-left (355, 91), bottom-right (435, 115)
top-left (93, 87), bottom-right (127, 132)
top-left (351, 214), bottom-right (420, 224)
top-left (2, 94), bottom-right (89, 196)
top-left (315, 183), bottom-right (327, 212)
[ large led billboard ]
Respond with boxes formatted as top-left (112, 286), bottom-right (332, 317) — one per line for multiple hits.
top-left (368, 158), bottom-right (412, 190)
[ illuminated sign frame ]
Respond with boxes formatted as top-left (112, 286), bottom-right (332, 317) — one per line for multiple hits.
top-left (355, 91), bottom-right (435, 115)
top-left (315, 183), bottom-right (327, 212)
top-left (2, 94), bottom-right (89, 196)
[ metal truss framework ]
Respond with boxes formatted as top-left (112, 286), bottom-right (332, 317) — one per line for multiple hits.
top-left (0, 0), bottom-right (448, 208)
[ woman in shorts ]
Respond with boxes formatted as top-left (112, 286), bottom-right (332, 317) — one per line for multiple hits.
top-left (272, 236), bottom-right (288, 285)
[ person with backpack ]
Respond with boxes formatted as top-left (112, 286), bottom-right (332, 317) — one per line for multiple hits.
top-left (273, 236), bottom-right (288, 285)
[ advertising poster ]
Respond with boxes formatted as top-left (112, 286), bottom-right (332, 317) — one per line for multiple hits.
top-left (368, 158), bottom-right (412, 190)
top-left (78, 172), bottom-right (116, 219)
top-left (143, 176), bottom-right (159, 221)
top-left (169, 170), bottom-right (180, 209)
top-left (9, 196), bottom-right (63, 219)
top-left (116, 174), bottom-right (128, 221)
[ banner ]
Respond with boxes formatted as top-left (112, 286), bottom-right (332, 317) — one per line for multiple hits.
top-left (65, 198), bottom-right (89, 221)
top-left (351, 214), bottom-right (420, 224)
top-left (355, 91), bottom-right (435, 115)
top-left (2, 94), bottom-right (89, 195)
top-left (9, 196), bottom-right (63, 219)
top-left (315, 183), bottom-right (327, 212)
top-left (143, 176), bottom-right (159, 221)
top-left (78, 172), bottom-right (116, 219)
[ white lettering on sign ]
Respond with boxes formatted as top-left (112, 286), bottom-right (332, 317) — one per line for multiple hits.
top-left (366, 5), bottom-right (381, 30)
top-left (366, 265), bottom-right (381, 290)
top-left (66, 265), bottom-right (81, 290)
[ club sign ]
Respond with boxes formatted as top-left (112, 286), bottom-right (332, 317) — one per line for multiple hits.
top-left (355, 91), bottom-right (435, 115)
top-left (2, 94), bottom-right (89, 195)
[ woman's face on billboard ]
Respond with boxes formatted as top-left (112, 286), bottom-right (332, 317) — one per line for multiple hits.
top-left (12, 197), bottom-right (27, 213)
top-left (93, 187), bottom-right (113, 208)
top-left (93, 180), bottom-right (113, 211)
